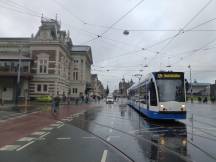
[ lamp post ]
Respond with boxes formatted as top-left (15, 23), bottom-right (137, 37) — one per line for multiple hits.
top-left (133, 74), bottom-right (142, 132)
top-left (15, 47), bottom-right (22, 105)
top-left (188, 65), bottom-right (193, 103)
top-left (143, 64), bottom-right (149, 109)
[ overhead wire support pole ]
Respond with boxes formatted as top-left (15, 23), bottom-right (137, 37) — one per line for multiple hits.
top-left (16, 46), bottom-right (22, 105)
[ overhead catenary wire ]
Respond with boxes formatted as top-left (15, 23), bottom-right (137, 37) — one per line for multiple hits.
top-left (148, 0), bottom-right (214, 65)
top-left (0, 2), bottom-right (41, 18)
top-left (52, 0), bottom-right (86, 24)
top-left (82, 0), bottom-right (146, 44)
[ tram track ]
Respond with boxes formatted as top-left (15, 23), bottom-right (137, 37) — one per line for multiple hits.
top-left (84, 104), bottom-right (216, 161)
top-left (88, 106), bottom-right (216, 142)
top-left (69, 117), bottom-right (194, 162)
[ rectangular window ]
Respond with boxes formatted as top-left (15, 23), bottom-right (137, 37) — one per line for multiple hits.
top-left (37, 85), bottom-right (41, 92)
top-left (38, 59), bottom-right (48, 74)
top-left (76, 72), bottom-right (78, 80)
top-left (73, 88), bottom-right (78, 94)
top-left (43, 85), bottom-right (48, 92)
top-left (73, 71), bottom-right (78, 80)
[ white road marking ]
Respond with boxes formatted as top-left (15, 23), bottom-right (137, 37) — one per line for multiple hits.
top-left (38, 132), bottom-right (50, 139)
top-left (101, 150), bottom-right (108, 162)
top-left (0, 145), bottom-right (20, 151)
top-left (57, 124), bottom-right (64, 128)
top-left (57, 137), bottom-right (71, 140)
top-left (50, 123), bottom-right (61, 127)
top-left (31, 131), bottom-right (46, 136)
top-left (82, 136), bottom-right (96, 139)
top-left (56, 121), bottom-right (63, 124)
top-left (16, 141), bottom-right (35, 151)
top-left (73, 113), bottom-right (80, 117)
top-left (62, 118), bottom-right (70, 121)
top-left (41, 127), bottom-right (53, 131)
top-left (17, 137), bottom-right (35, 142)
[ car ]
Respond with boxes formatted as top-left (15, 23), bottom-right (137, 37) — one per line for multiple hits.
top-left (106, 96), bottom-right (114, 104)
top-left (36, 95), bottom-right (52, 102)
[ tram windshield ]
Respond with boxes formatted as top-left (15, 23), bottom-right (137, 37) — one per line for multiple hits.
top-left (156, 79), bottom-right (185, 102)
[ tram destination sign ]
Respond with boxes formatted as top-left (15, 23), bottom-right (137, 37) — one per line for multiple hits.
top-left (156, 73), bottom-right (183, 79)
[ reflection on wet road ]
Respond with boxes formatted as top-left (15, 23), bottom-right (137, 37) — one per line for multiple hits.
top-left (71, 99), bottom-right (216, 162)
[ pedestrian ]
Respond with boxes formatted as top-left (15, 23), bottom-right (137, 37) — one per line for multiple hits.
top-left (55, 95), bottom-right (61, 113)
top-left (51, 96), bottom-right (56, 113)
top-left (203, 97), bottom-right (208, 104)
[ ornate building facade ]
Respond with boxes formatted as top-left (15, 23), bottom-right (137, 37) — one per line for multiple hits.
top-left (0, 18), bottom-right (93, 102)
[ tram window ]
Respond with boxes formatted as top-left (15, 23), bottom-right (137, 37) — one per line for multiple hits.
top-left (149, 79), bottom-right (157, 106)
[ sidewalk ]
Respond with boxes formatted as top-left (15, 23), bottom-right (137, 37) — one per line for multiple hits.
top-left (0, 103), bottom-right (97, 148)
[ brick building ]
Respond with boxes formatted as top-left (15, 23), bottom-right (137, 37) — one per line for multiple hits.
top-left (0, 18), bottom-right (93, 103)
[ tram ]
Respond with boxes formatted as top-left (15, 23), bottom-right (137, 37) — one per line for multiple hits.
top-left (127, 71), bottom-right (186, 120)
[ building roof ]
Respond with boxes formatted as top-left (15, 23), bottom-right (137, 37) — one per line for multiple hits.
top-left (0, 37), bottom-right (31, 43)
top-left (0, 53), bottom-right (31, 60)
top-left (71, 45), bottom-right (91, 52)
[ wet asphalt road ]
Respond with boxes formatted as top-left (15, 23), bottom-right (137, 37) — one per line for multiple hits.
top-left (0, 99), bottom-right (216, 162)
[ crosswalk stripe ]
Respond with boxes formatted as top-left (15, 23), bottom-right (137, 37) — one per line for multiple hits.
top-left (0, 145), bottom-right (20, 151)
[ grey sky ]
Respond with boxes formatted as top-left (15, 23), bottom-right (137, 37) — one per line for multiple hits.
top-left (0, 0), bottom-right (216, 91)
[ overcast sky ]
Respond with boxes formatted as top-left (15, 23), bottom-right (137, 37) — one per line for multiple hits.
top-left (0, 0), bottom-right (216, 91)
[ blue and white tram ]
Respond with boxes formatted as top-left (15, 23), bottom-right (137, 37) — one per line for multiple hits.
top-left (128, 71), bottom-right (186, 120)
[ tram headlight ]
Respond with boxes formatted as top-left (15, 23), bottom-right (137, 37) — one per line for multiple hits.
top-left (180, 104), bottom-right (186, 111)
top-left (160, 104), bottom-right (165, 108)
top-left (160, 104), bottom-right (166, 111)
top-left (182, 139), bottom-right (187, 146)
top-left (181, 104), bottom-right (185, 108)
top-left (160, 138), bottom-right (165, 145)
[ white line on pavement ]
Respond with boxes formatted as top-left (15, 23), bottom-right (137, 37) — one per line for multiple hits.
top-left (101, 150), bottom-right (108, 162)
top-left (41, 127), bottom-right (53, 131)
top-left (31, 131), bottom-right (46, 136)
top-left (17, 137), bottom-right (35, 142)
top-left (38, 132), bottom-right (50, 139)
top-left (50, 123), bottom-right (61, 127)
top-left (57, 124), bottom-right (64, 128)
top-left (0, 145), bottom-right (20, 151)
top-left (82, 136), bottom-right (96, 139)
top-left (56, 121), bottom-right (64, 124)
top-left (16, 141), bottom-right (35, 151)
top-left (56, 137), bottom-right (71, 140)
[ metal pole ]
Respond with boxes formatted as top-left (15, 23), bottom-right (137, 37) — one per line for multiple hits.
top-left (191, 114), bottom-right (194, 141)
top-left (138, 77), bottom-right (141, 131)
top-left (16, 48), bottom-right (22, 105)
top-left (189, 65), bottom-right (193, 103)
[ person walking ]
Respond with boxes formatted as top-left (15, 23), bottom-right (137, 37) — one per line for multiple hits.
top-left (54, 95), bottom-right (61, 113)
top-left (51, 96), bottom-right (56, 113)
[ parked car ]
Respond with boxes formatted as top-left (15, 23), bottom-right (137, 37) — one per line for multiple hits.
top-left (106, 96), bottom-right (114, 104)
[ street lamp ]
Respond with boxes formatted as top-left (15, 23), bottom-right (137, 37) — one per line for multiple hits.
top-left (15, 47), bottom-right (22, 105)
top-left (133, 74), bottom-right (142, 131)
top-left (188, 65), bottom-right (193, 103)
